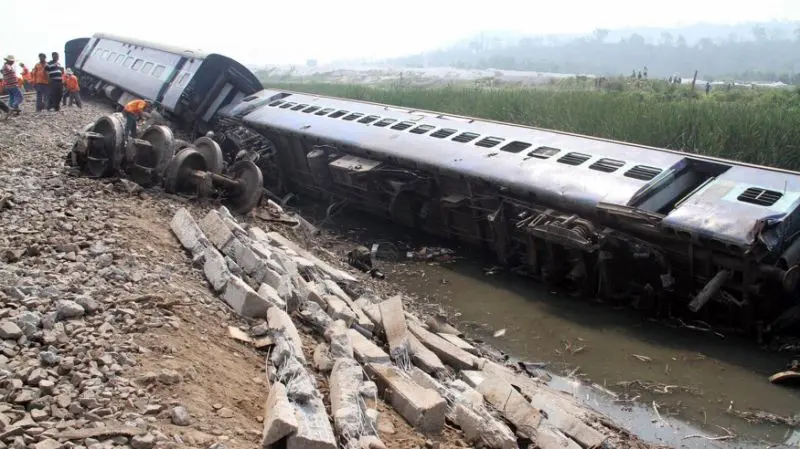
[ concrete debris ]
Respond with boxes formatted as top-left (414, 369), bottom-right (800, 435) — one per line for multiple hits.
top-left (379, 295), bottom-right (411, 362)
top-left (474, 375), bottom-right (542, 440)
top-left (408, 321), bottom-right (479, 370)
top-left (349, 328), bottom-right (391, 365)
top-left (437, 332), bottom-right (479, 355)
top-left (262, 382), bottom-right (299, 447)
top-left (367, 363), bottom-right (447, 434)
top-left (268, 307), bottom-right (307, 363)
top-left (222, 274), bottom-right (273, 318)
top-left (287, 396), bottom-right (338, 449)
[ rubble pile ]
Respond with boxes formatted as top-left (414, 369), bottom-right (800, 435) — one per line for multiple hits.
top-left (171, 205), bottom-right (640, 449)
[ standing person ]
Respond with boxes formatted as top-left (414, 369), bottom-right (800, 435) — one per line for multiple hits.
top-left (18, 62), bottom-right (30, 91)
top-left (31, 53), bottom-right (49, 112)
top-left (122, 99), bottom-right (152, 141)
top-left (2, 55), bottom-right (22, 115)
top-left (62, 69), bottom-right (82, 108)
top-left (45, 52), bottom-right (64, 111)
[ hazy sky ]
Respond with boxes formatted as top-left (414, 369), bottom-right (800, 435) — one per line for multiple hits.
top-left (2, 0), bottom-right (800, 67)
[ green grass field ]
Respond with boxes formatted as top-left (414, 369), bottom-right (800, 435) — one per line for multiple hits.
top-left (262, 79), bottom-right (800, 172)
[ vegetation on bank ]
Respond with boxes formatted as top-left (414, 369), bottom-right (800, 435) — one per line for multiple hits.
top-left (262, 80), bottom-right (800, 171)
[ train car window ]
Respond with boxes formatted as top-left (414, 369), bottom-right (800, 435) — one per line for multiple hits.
top-left (291, 103), bottom-right (309, 111)
top-left (737, 187), bottom-right (783, 206)
top-left (410, 125), bottom-right (435, 135)
top-left (452, 132), bottom-right (480, 143)
top-left (279, 102), bottom-right (297, 109)
top-left (373, 118), bottom-right (397, 127)
top-left (624, 165), bottom-right (662, 181)
top-left (131, 59), bottom-right (144, 70)
top-left (342, 112), bottom-right (365, 121)
top-left (178, 73), bottom-right (190, 85)
top-left (101, 50), bottom-right (110, 59)
top-left (124, 57), bottom-right (134, 68)
top-left (589, 158), bottom-right (625, 173)
top-left (431, 128), bottom-right (457, 138)
top-left (557, 152), bottom-right (591, 166)
top-left (93, 49), bottom-right (102, 58)
top-left (358, 115), bottom-right (381, 124)
top-left (391, 121), bottom-right (415, 131)
top-left (268, 100), bottom-right (285, 107)
top-left (315, 107), bottom-right (336, 116)
top-left (141, 62), bottom-right (154, 74)
top-left (115, 54), bottom-right (125, 64)
top-left (476, 136), bottom-right (505, 148)
top-left (302, 106), bottom-right (321, 113)
top-left (500, 141), bottom-right (532, 153)
top-left (527, 146), bottom-right (560, 159)
top-left (109, 52), bottom-right (117, 61)
top-left (152, 65), bottom-right (166, 78)
top-left (329, 110), bottom-right (349, 118)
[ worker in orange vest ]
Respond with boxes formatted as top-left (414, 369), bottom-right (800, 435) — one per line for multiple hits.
top-left (18, 62), bottom-right (30, 91)
top-left (62, 69), bottom-right (82, 108)
top-left (30, 53), bottom-right (49, 112)
top-left (122, 99), bottom-right (153, 140)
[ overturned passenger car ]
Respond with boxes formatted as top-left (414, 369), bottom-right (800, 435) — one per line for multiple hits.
top-left (66, 35), bottom-right (800, 338)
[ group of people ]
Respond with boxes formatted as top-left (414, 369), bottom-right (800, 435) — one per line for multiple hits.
top-left (1, 52), bottom-right (82, 115)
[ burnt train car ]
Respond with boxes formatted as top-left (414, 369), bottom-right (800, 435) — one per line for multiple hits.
top-left (63, 34), bottom-right (800, 336)
top-left (64, 33), bottom-right (262, 134)
top-left (222, 89), bottom-right (800, 335)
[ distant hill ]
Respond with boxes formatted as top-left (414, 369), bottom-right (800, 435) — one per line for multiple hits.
top-left (364, 21), bottom-right (800, 83)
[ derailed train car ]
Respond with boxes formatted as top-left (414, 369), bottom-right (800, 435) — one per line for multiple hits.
top-left (66, 36), bottom-right (800, 337)
top-left (220, 90), bottom-right (800, 336)
top-left (64, 34), bottom-right (262, 134)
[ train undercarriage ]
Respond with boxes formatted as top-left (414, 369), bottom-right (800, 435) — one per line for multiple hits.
top-left (213, 117), bottom-right (800, 340)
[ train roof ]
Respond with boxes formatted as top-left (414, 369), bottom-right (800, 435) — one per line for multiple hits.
top-left (240, 89), bottom-right (800, 249)
top-left (92, 33), bottom-right (209, 60)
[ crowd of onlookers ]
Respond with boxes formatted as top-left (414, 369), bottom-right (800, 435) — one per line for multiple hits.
top-left (1, 51), bottom-right (82, 116)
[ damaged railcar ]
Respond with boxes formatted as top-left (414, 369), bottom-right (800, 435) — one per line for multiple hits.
top-left (220, 89), bottom-right (800, 334)
top-left (64, 34), bottom-right (262, 134)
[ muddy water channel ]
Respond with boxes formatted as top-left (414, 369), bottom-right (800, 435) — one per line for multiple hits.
top-left (301, 206), bottom-right (800, 448)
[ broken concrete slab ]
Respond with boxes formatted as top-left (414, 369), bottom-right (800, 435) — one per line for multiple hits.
top-left (170, 207), bottom-right (209, 256)
top-left (330, 358), bottom-right (366, 439)
top-left (426, 315), bottom-right (463, 336)
top-left (366, 363), bottom-right (446, 434)
top-left (437, 332), bottom-right (478, 355)
top-left (199, 209), bottom-right (235, 251)
top-left (225, 237), bottom-right (268, 278)
top-left (474, 376), bottom-right (542, 440)
top-left (262, 382), bottom-right (299, 447)
top-left (286, 396), bottom-right (337, 449)
top-left (223, 275), bottom-right (273, 318)
top-left (455, 403), bottom-right (518, 449)
top-left (529, 395), bottom-right (607, 448)
top-left (407, 333), bottom-right (446, 376)
top-left (257, 282), bottom-right (287, 309)
top-left (408, 322), bottom-right (479, 371)
top-left (324, 294), bottom-right (358, 325)
top-left (448, 379), bottom-right (483, 408)
top-left (536, 426), bottom-right (582, 449)
top-left (203, 246), bottom-right (231, 293)
top-left (329, 321), bottom-right (354, 359)
top-left (379, 295), bottom-right (409, 361)
top-left (348, 329), bottom-right (391, 365)
top-left (268, 307), bottom-right (306, 363)
top-left (267, 231), bottom-right (357, 283)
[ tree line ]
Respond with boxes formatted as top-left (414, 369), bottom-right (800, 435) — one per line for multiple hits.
top-left (385, 24), bottom-right (800, 83)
